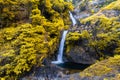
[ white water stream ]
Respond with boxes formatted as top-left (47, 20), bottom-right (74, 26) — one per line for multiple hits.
top-left (69, 11), bottom-right (77, 26)
top-left (52, 30), bottom-right (68, 64)
top-left (52, 11), bottom-right (76, 64)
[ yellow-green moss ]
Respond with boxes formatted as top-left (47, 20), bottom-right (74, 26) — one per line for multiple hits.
top-left (67, 0), bottom-right (120, 64)
top-left (79, 5), bottom-right (120, 56)
top-left (80, 55), bottom-right (120, 77)
top-left (0, 0), bottom-right (73, 79)
top-left (102, 0), bottom-right (120, 10)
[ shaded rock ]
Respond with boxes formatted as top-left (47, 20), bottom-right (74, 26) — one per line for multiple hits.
top-left (21, 64), bottom-right (67, 80)
top-left (65, 45), bottom-right (97, 64)
top-left (102, 10), bottom-right (120, 18)
top-left (65, 0), bottom-right (120, 65)
top-left (72, 0), bottom-right (116, 20)
top-left (74, 12), bottom-right (91, 19)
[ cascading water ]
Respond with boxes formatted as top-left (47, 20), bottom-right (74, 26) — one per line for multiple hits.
top-left (69, 11), bottom-right (77, 26)
top-left (51, 10), bottom-right (90, 72)
top-left (52, 30), bottom-right (68, 64)
top-left (52, 11), bottom-right (76, 64)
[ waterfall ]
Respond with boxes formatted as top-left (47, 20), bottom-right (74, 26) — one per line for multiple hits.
top-left (52, 30), bottom-right (68, 64)
top-left (52, 11), bottom-right (76, 64)
top-left (69, 11), bottom-right (77, 26)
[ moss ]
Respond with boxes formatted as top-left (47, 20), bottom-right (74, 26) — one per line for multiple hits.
top-left (78, 2), bottom-right (120, 57)
top-left (66, 32), bottom-right (81, 41)
top-left (80, 55), bottom-right (120, 77)
top-left (66, 0), bottom-right (120, 65)
top-left (0, 0), bottom-right (73, 79)
top-left (0, 23), bottom-right (59, 79)
top-left (66, 30), bottom-right (91, 53)
top-left (102, 0), bottom-right (120, 10)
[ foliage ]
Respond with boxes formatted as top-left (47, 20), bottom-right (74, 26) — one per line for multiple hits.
top-left (102, 0), bottom-right (120, 10)
top-left (66, 30), bottom-right (91, 53)
top-left (66, 0), bottom-right (120, 59)
top-left (80, 55), bottom-right (120, 77)
top-left (0, 0), bottom-right (73, 79)
top-left (0, 0), bottom-right (32, 27)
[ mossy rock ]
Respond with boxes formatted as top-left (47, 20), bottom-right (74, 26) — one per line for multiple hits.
top-left (0, 0), bottom-right (73, 79)
top-left (80, 55), bottom-right (120, 77)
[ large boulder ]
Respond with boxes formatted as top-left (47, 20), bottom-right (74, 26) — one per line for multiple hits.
top-left (65, 0), bottom-right (120, 65)
top-left (65, 42), bottom-right (97, 64)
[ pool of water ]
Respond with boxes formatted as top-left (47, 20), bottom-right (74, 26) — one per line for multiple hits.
top-left (56, 62), bottom-right (90, 74)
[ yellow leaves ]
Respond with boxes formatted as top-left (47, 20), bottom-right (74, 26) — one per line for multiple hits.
top-left (28, 54), bottom-right (37, 64)
top-left (39, 55), bottom-right (45, 62)
top-left (66, 30), bottom-right (90, 42)
top-left (80, 55), bottom-right (120, 77)
top-left (1, 78), bottom-right (5, 80)
top-left (81, 30), bottom-right (90, 39)
top-left (102, 0), bottom-right (120, 10)
top-left (66, 32), bottom-right (82, 41)
top-left (2, 27), bottom-right (18, 40)
top-left (31, 14), bottom-right (46, 25)
top-left (2, 50), bottom-right (15, 57)
top-left (35, 25), bottom-right (46, 33)
top-left (7, 0), bottom-right (17, 5)
top-left (53, 2), bottom-right (64, 12)
top-left (0, 0), bottom-right (4, 3)
top-left (32, 8), bottom-right (41, 15)
top-left (0, 0), bottom-right (73, 79)
top-left (45, 0), bottom-right (52, 9)
top-left (4, 64), bottom-right (13, 75)
top-left (114, 48), bottom-right (120, 55)
top-left (3, 8), bottom-right (9, 12)
top-left (14, 59), bottom-right (30, 75)
top-left (17, 0), bottom-right (30, 4)
top-left (30, 0), bottom-right (39, 2)
top-left (59, 0), bottom-right (64, 2)
top-left (97, 33), bottom-right (108, 38)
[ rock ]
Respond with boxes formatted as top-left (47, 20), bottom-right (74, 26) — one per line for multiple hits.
top-left (72, 0), bottom-right (116, 20)
top-left (79, 55), bottom-right (120, 80)
top-left (65, 45), bottom-right (97, 64)
top-left (65, 0), bottom-right (120, 65)
top-left (21, 64), bottom-right (67, 80)
top-left (102, 10), bottom-right (120, 18)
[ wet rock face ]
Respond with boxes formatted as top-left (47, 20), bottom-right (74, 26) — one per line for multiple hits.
top-left (32, 65), bottom-right (65, 78)
top-left (21, 64), bottom-right (68, 80)
top-left (88, 0), bottom-right (105, 6)
top-left (68, 47), bottom-right (96, 64)
top-left (65, 42), bottom-right (97, 64)
top-left (73, 0), bottom-right (116, 20)
top-left (102, 10), bottom-right (120, 18)
top-left (65, 0), bottom-right (120, 65)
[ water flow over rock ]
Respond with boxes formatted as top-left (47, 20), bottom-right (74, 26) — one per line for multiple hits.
top-left (52, 11), bottom-right (76, 64)
top-left (52, 30), bottom-right (68, 64)
top-left (69, 11), bottom-right (77, 26)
